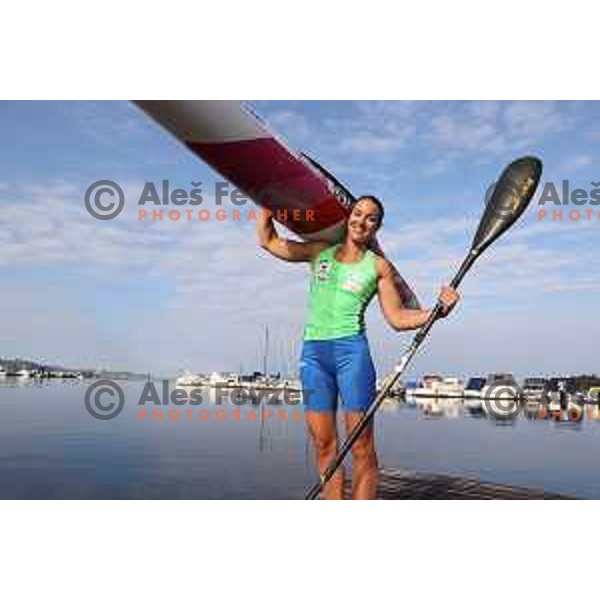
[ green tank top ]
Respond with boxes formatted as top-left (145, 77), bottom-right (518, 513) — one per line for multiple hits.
top-left (304, 244), bottom-right (379, 341)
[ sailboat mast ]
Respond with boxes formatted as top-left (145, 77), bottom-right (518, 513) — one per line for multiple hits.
top-left (263, 325), bottom-right (269, 379)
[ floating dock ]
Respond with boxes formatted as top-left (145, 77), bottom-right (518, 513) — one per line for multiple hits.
top-left (346, 469), bottom-right (574, 499)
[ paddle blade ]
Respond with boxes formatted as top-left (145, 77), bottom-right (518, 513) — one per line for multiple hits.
top-left (471, 156), bottom-right (542, 254)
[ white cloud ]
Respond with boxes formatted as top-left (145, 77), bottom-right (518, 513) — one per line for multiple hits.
top-left (428, 112), bottom-right (505, 155)
top-left (503, 101), bottom-right (566, 142)
top-left (332, 100), bottom-right (419, 156)
top-left (315, 101), bottom-right (572, 177)
top-left (426, 101), bottom-right (567, 162)
top-left (558, 153), bottom-right (594, 175)
top-left (339, 132), bottom-right (407, 155)
top-left (265, 110), bottom-right (311, 141)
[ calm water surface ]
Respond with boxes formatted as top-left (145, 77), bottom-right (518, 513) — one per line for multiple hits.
top-left (1, 380), bottom-right (598, 499)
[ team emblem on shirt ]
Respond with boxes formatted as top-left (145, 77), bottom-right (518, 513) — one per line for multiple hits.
top-left (317, 260), bottom-right (332, 281)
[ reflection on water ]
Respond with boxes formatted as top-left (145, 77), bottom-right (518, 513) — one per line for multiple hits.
top-left (1, 380), bottom-right (599, 498)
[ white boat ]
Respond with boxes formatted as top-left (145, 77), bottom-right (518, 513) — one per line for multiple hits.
top-left (522, 377), bottom-right (547, 401)
top-left (412, 375), bottom-right (464, 398)
top-left (0, 366), bottom-right (7, 378)
top-left (436, 377), bottom-right (464, 398)
top-left (175, 370), bottom-right (204, 387)
top-left (15, 368), bottom-right (32, 379)
top-left (412, 374), bottom-right (444, 397)
top-left (207, 371), bottom-right (242, 387)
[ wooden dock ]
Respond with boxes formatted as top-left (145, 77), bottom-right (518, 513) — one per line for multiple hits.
top-left (346, 469), bottom-right (574, 499)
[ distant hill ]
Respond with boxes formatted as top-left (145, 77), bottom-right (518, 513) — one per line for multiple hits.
top-left (0, 357), bottom-right (146, 379)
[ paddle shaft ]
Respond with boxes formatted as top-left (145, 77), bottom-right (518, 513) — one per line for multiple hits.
top-left (305, 250), bottom-right (477, 500)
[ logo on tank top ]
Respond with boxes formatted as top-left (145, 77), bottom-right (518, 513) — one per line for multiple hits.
top-left (341, 275), bottom-right (366, 294)
top-left (316, 259), bottom-right (332, 282)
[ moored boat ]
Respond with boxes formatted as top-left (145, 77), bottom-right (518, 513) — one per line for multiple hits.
top-left (463, 376), bottom-right (486, 399)
top-left (436, 377), bottom-right (465, 398)
top-left (522, 377), bottom-right (548, 401)
top-left (175, 370), bottom-right (205, 387)
top-left (412, 374), bottom-right (444, 397)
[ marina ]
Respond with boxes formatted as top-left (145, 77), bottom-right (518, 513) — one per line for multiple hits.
top-left (172, 369), bottom-right (600, 408)
top-left (6, 355), bottom-right (600, 407)
top-left (169, 367), bottom-right (600, 425)
top-left (0, 355), bottom-right (600, 499)
top-left (1, 378), bottom-right (599, 499)
top-left (0, 367), bottom-right (84, 380)
top-left (393, 372), bottom-right (600, 405)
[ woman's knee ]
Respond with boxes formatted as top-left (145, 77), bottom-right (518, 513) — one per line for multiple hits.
top-left (312, 433), bottom-right (337, 457)
top-left (307, 411), bottom-right (338, 458)
top-left (351, 435), bottom-right (377, 466)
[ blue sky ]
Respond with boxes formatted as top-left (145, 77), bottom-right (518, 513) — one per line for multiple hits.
top-left (1, 100), bottom-right (599, 378)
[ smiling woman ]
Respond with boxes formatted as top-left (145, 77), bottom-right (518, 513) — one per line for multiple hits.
top-left (256, 197), bottom-right (460, 499)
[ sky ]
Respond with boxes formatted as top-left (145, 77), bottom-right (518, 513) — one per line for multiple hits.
top-left (1, 100), bottom-right (599, 379)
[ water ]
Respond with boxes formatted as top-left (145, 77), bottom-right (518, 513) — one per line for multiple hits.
top-left (1, 380), bottom-right (599, 498)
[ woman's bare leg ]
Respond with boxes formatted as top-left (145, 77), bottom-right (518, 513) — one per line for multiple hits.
top-left (306, 410), bottom-right (344, 499)
top-left (345, 412), bottom-right (378, 500)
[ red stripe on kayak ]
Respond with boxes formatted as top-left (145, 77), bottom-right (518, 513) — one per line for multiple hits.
top-left (187, 138), bottom-right (349, 235)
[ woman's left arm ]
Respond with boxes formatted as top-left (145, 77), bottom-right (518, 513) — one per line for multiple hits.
top-left (376, 257), bottom-right (460, 332)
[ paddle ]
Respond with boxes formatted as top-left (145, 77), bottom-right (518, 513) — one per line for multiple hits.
top-left (305, 156), bottom-right (543, 500)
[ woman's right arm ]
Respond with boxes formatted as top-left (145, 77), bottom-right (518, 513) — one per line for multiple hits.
top-left (257, 209), bottom-right (328, 262)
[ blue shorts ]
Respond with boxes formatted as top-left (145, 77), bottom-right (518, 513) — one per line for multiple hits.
top-left (300, 333), bottom-right (376, 413)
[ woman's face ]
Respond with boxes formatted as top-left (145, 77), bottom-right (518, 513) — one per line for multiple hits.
top-left (346, 199), bottom-right (382, 245)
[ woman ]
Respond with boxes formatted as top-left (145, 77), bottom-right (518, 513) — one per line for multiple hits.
top-left (257, 195), bottom-right (459, 499)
